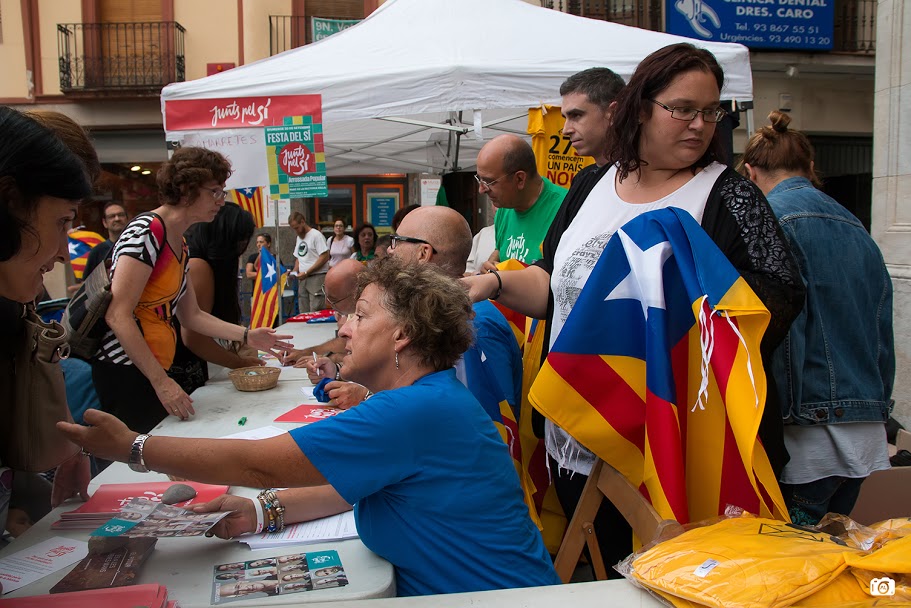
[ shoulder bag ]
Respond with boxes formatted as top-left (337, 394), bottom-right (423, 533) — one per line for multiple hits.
top-left (63, 258), bottom-right (113, 360)
top-left (0, 305), bottom-right (80, 472)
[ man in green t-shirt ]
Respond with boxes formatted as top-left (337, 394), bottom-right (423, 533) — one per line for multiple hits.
top-left (475, 134), bottom-right (567, 269)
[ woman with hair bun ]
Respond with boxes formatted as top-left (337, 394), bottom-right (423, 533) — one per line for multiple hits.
top-left (90, 147), bottom-right (293, 433)
top-left (739, 111), bottom-right (894, 526)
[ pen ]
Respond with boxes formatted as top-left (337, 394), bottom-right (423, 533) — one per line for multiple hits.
top-left (313, 352), bottom-right (322, 377)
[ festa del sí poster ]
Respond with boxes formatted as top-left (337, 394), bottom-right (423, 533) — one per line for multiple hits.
top-left (265, 116), bottom-right (329, 199)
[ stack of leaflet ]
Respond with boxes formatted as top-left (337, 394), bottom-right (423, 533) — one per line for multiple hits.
top-left (0, 583), bottom-right (176, 607)
top-left (243, 510), bottom-right (358, 550)
top-left (52, 482), bottom-right (229, 530)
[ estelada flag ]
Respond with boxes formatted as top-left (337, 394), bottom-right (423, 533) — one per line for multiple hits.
top-left (250, 245), bottom-right (286, 329)
top-left (530, 207), bottom-right (787, 525)
top-left (232, 186), bottom-right (265, 228)
top-left (488, 259), bottom-right (567, 551)
top-left (461, 300), bottom-right (539, 528)
top-left (68, 229), bottom-right (105, 280)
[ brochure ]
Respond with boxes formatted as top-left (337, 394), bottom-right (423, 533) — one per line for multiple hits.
top-left (91, 497), bottom-right (229, 539)
top-left (50, 537), bottom-right (157, 593)
top-left (211, 550), bottom-right (347, 604)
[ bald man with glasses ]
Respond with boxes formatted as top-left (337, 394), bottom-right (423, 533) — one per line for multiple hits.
top-left (475, 134), bottom-right (566, 271)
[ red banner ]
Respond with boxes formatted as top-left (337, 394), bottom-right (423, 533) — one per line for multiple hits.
top-left (164, 95), bottom-right (322, 131)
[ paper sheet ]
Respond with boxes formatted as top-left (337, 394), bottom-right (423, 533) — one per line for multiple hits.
top-left (0, 536), bottom-right (89, 594)
top-left (243, 511), bottom-right (358, 550)
top-left (220, 426), bottom-right (287, 441)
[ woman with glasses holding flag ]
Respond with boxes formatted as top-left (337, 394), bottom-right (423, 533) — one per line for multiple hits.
top-left (464, 42), bottom-right (805, 575)
top-left (90, 147), bottom-right (294, 434)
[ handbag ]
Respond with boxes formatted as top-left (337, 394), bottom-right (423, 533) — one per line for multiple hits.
top-left (63, 258), bottom-right (112, 360)
top-left (0, 305), bottom-right (80, 472)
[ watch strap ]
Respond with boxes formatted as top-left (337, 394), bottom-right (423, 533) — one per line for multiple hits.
top-left (129, 434), bottom-right (151, 473)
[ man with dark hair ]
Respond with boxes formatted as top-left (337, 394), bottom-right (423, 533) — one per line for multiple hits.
top-left (83, 201), bottom-right (128, 277)
top-left (559, 67), bottom-right (625, 168)
top-left (288, 211), bottom-right (329, 312)
top-left (476, 134), bottom-right (566, 269)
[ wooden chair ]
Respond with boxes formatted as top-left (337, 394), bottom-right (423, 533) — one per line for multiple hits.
top-left (553, 459), bottom-right (664, 583)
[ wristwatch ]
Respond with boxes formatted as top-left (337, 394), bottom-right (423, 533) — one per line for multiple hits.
top-left (129, 434), bottom-right (151, 473)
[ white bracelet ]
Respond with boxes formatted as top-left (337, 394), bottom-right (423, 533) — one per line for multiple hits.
top-left (253, 495), bottom-right (265, 534)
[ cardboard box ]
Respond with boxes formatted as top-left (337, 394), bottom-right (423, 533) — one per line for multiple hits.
top-left (849, 429), bottom-right (911, 525)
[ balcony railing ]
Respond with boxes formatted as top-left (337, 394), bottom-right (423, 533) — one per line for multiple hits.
top-left (270, 15), bottom-right (359, 55)
top-left (57, 21), bottom-right (186, 93)
top-left (833, 0), bottom-right (876, 54)
top-left (542, 1), bottom-right (663, 32)
top-left (270, 15), bottom-right (305, 56)
top-left (544, 0), bottom-right (875, 55)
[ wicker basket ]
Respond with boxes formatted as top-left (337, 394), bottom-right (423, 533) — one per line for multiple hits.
top-left (228, 366), bottom-right (281, 392)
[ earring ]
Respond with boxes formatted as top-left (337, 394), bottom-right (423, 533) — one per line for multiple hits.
top-left (395, 351), bottom-right (399, 370)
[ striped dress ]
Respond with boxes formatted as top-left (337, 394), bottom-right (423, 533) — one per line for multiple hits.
top-left (95, 213), bottom-right (188, 369)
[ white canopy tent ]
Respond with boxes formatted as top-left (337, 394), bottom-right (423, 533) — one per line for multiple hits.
top-left (161, 0), bottom-right (754, 177)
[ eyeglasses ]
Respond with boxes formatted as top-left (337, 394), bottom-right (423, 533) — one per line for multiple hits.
top-left (389, 234), bottom-right (438, 254)
top-left (474, 171), bottom-right (517, 190)
top-left (206, 187), bottom-right (228, 200)
top-left (649, 99), bottom-right (726, 123)
top-left (104, 211), bottom-right (127, 220)
top-left (322, 290), bottom-right (353, 309)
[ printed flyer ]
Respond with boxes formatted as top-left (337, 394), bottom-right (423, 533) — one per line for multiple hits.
top-left (91, 497), bottom-right (229, 539)
top-left (211, 550), bottom-right (347, 604)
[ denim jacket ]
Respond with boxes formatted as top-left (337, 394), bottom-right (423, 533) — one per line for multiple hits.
top-left (767, 177), bottom-right (894, 425)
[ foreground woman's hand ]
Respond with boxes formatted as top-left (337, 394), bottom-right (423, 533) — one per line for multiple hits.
top-left (56, 409), bottom-right (138, 463)
top-left (189, 495), bottom-right (256, 539)
top-left (51, 451), bottom-right (90, 507)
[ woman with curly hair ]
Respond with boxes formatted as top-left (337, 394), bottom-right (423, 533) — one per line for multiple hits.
top-left (90, 147), bottom-right (293, 433)
top-left (60, 258), bottom-right (559, 596)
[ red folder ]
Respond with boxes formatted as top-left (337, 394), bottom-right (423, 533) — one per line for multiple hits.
top-left (0, 583), bottom-right (169, 607)
top-left (274, 404), bottom-right (344, 423)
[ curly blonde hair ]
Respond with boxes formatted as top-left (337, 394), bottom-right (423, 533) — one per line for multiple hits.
top-left (357, 257), bottom-right (475, 371)
top-left (157, 146), bottom-right (232, 206)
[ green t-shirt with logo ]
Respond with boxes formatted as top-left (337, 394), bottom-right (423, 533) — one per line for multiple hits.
top-left (494, 178), bottom-right (567, 264)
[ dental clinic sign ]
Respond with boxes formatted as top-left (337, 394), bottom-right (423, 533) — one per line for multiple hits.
top-left (265, 116), bottom-right (328, 199)
top-left (666, 0), bottom-right (834, 51)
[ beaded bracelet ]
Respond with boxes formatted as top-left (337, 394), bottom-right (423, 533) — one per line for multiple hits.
top-left (256, 489), bottom-right (286, 533)
top-left (253, 493), bottom-right (265, 534)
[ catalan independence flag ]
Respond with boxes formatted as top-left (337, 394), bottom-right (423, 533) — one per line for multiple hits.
top-left (250, 245), bottom-right (286, 329)
top-left (232, 187), bottom-right (265, 228)
top-left (490, 259), bottom-right (567, 551)
top-left (462, 300), bottom-right (539, 527)
top-left (529, 208), bottom-right (787, 526)
top-left (68, 229), bottom-right (105, 280)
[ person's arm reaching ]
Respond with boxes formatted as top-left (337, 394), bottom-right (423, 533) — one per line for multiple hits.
top-left (461, 264), bottom-right (551, 320)
top-left (181, 259), bottom-right (262, 369)
top-left (57, 410), bottom-right (327, 489)
top-left (189, 486), bottom-right (352, 540)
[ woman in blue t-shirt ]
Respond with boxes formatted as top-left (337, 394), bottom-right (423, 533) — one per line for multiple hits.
top-left (59, 258), bottom-right (560, 597)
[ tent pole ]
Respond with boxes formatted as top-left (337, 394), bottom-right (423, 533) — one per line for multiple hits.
top-left (274, 194), bottom-right (283, 325)
top-left (745, 108), bottom-right (755, 137)
top-left (452, 111), bottom-right (463, 172)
